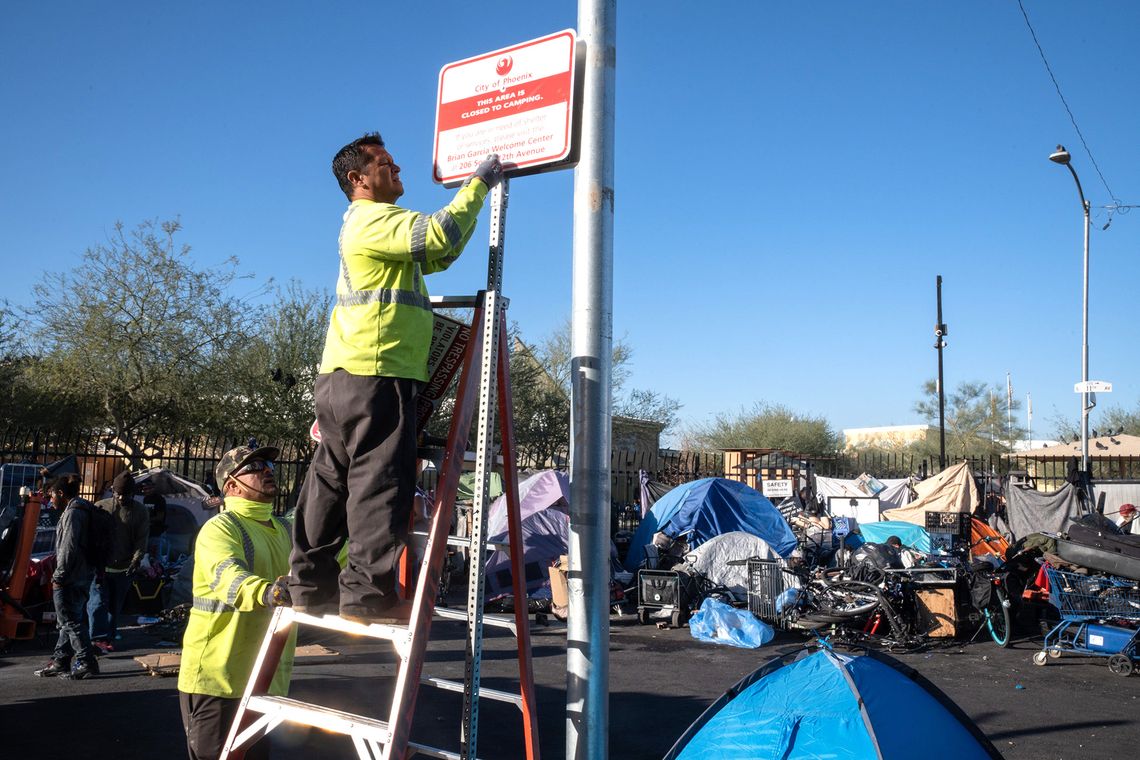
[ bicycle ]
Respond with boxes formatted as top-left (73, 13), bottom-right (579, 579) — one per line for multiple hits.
top-left (959, 558), bottom-right (1013, 648)
top-left (776, 565), bottom-right (881, 630)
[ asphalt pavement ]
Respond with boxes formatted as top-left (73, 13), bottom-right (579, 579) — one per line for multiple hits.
top-left (1, 611), bottom-right (1136, 759)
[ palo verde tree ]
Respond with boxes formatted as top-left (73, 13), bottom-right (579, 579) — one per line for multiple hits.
top-left (913, 379), bottom-right (1026, 458)
top-left (26, 219), bottom-right (259, 467)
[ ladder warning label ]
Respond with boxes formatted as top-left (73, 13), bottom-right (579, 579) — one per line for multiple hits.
top-left (434, 30), bottom-right (576, 186)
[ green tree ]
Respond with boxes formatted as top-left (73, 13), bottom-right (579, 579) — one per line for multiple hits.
top-left (914, 379), bottom-right (1026, 457)
top-left (508, 334), bottom-right (571, 466)
top-left (422, 318), bottom-right (681, 466)
top-left (26, 219), bottom-right (258, 466)
top-left (211, 280), bottom-right (330, 455)
top-left (686, 402), bottom-right (838, 456)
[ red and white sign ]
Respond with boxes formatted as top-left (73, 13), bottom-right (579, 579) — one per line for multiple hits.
top-left (433, 30), bottom-right (577, 186)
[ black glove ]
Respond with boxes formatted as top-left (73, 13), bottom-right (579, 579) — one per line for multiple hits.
top-left (126, 560), bottom-right (141, 577)
top-left (471, 154), bottom-right (504, 189)
top-left (261, 576), bottom-right (292, 608)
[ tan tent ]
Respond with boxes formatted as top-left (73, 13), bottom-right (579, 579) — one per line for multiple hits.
top-left (1010, 434), bottom-right (1140, 459)
top-left (882, 461), bottom-right (977, 526)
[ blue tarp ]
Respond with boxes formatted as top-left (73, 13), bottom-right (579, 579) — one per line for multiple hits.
top-left (623, 478), bottom-right (798, 572)
top-left (858, 520), bottom-right (934, 553)
top-left (665, 648), bottom-right (1001, 759)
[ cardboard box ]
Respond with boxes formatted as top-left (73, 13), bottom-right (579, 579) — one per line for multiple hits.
top-left (916, 588), bottom-right (957, 637)
top-left (548, 555), bottom-right (569, 609)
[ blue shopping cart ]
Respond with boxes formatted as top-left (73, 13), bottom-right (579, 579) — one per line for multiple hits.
top-left (1033, 565), bottom-right (1140, 676)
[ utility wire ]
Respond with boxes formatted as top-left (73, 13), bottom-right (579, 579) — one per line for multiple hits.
top-left (1017, 0), bottom-right (1120, 208)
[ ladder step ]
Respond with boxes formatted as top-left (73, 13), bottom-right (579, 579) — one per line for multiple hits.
top-left (433, 606), bottom-right (518, 635)
top-left (406, 742), bottom-right (484, 760)
top-left (290, 610), bottom-right (411, 655)
top-left (421, 676), bottom-right (525, 708)
top-left (246, 695), bottom-right (390, 743)
top-left (408, 531), bottom-right (509, 551)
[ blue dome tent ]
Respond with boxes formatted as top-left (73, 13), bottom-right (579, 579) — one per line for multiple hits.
top-left (623, 478), bottom-right (797, 572)
top-left (664, 647), bottom-right (1002, 759)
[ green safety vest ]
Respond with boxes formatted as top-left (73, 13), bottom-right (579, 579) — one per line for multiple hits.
top-left (319, 180), bottom-right (488, 380)
top-left (177, 508), bottom-right (295, 698)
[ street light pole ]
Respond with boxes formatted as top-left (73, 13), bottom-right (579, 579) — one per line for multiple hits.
top-left (934, 276), bottom-right (947, 470)
top-left (1049, 145), bottom-right (1092, 475)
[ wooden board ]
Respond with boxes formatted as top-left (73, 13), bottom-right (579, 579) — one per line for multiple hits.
top-left (916, 588), bottom-right (957, 638)
top-left (133, 643), bottom-right (338, 677)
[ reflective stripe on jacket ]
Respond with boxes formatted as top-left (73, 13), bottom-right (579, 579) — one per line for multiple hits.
top-left (177, 509), bottom-right (295, 698)
top-left (319, 179), bottom-right (489, 380)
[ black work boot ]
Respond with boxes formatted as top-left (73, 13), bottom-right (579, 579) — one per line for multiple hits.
top-left (34, 659), bottom-right (70, 677)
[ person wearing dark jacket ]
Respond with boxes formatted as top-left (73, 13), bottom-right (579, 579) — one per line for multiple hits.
top-left (35, 474), bottom-right (99, 679)
top-left (88, 470), bottom-right (149, 651)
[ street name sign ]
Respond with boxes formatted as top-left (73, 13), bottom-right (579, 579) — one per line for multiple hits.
top-left (1074, 381), bottom-right (1113, 393)
top-left (433, 29), bottom-right (578, 186)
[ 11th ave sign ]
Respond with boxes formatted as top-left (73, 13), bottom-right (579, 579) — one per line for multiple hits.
top-left (433, 30), bottom-right (578, 186)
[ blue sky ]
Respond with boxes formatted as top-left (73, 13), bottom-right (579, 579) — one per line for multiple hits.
top-left (3, 1), bottom-right (1138, 443)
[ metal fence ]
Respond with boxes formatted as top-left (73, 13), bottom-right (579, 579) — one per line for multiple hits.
top-left (0, 427), bottom-right (312, 514)
top-left (6, 424), bottom-right (1137, 531)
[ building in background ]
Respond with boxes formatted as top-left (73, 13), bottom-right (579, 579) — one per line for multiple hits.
top-left (842, 424), bottom-right (934, 451)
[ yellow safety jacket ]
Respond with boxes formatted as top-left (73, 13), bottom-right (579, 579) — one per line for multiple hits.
top-left (319, 179), bottom-right (489, 381)
top-left (178, 497), bottom-right (296, 698)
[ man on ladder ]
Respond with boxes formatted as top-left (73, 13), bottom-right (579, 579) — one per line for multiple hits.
top-left (289, 131), bottom-right (503, 624)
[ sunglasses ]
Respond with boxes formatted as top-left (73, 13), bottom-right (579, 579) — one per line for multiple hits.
top-left (232, 460), bottom-right (274, 479)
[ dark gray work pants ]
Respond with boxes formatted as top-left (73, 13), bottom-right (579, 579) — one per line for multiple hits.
top-left (179, 691), bottom-right (269, 760)
top-left (289, 370), bottom-right (419, 616)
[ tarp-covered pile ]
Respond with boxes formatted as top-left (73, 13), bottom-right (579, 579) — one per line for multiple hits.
top-left (883, 462), bottom-right (977, 526)
top-left (1000, 482), bottom-right (1083, 541)
top-left (623, 478), bottom-right (798, 572)
top-left (815, 475), bottom-right (914, 512)
top-left (483, 470), bottom-right (570, 599)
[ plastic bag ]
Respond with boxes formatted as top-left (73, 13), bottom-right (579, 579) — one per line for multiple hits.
top-left (688, 597), bottom-right (774, 649)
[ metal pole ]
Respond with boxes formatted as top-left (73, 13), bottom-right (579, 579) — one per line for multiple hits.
top-left (1080, 193), bottom-right (1091, 475)
top-left (935, 275), bottom-right (946, 469)
top-left (568, 2), bottom-right (615, 759)
top-left (1006, 373), bottom-right (1013, 452)
top-left (1027, 392), bottom-right (1033, 447)
top-left (1050, 147), bottom-right (1091, 477)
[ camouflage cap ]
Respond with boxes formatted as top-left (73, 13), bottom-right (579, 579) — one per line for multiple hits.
top-left (215, 444), bottom-right (280, 491)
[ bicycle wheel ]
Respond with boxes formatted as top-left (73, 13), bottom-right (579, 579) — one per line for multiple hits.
top-left (816, 581), bottom-right (881, 619)
top-left (984, 586), bottom-right (1012, 648)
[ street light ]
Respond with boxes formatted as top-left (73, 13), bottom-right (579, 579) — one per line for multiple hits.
top-left (1049, 144), bottom-right (1092, 474)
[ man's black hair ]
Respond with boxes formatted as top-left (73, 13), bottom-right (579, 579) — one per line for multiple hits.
top-left (51, 473), bottom-right (82, 500)
top-left (333, 132), bottom-right (385, 200)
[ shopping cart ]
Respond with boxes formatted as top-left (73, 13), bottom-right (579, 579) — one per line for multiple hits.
top-left (1033, 565), bottom-right (1140, 676)
top-left (745, 558), bottom-right (791, 626)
